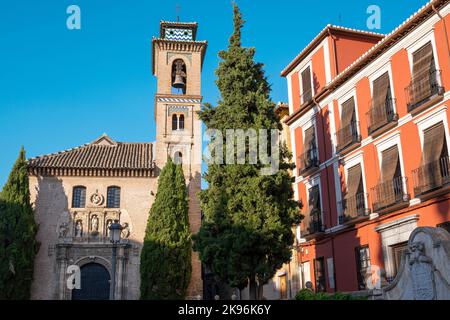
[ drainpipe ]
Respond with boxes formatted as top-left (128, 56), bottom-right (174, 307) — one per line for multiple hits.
top-left (432, 4), bottom-right (450, 61)
top-left (313, 95), bottom-right (338, 292)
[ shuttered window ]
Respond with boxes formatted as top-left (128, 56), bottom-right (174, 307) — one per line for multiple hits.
top-left (372, 72), bottom-right (391, 111)
top-left (412, 42), bottom-right (434, 80)
top-left (411, 42), bottom-right (435, 103)
top-left (346, 164), bottom-right (363, 198)
top-left (308, 185), bottom-right (321, 211)
top-left (422, 122), bottom-right (445, 163)
top-left (381, 146), bottom-right (400, 182)
top-left (340, 97), bottom-right (356, 129)
top-left (303, 126), bottom-right (315, 152)
top-left (301, 67), bottom-right (312, 103)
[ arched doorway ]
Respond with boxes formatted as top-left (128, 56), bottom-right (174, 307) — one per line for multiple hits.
top-left (72, 263), bottom-right (111, 300)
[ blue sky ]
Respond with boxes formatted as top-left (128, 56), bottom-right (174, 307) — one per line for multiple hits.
top-left (0, 0), bottom-right (427, 186)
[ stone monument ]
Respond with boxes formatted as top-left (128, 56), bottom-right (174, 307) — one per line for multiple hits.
top-left (382, 227), bottom-right (450, 300)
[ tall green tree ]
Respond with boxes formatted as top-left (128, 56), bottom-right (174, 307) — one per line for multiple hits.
top-left (140, 158), bottom-right (192, 299)
top-left (0, 147), bottom-right (39, 299)
top-left (193, 4), bottom-right (301, 299)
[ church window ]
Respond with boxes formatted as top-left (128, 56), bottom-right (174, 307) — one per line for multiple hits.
top-left (172, 114), bottom-right (178, 130)
top-left (72, 186), bottom-right (86, 208)
top-left (179, 114), bottom-right (185, 130)
top-left (107, 186), bottom-right (121, 208)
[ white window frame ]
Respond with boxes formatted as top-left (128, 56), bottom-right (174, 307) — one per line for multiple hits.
top-left (303, 173), bottom-right (324, 233)
top-left (406, 28), bottom-right (441, 85)
top-left (414, 105), bottom-right (450, 156)
top-left (374, 131), bottom-right (408, 196)
top-left (368, 61), bottom-right (397, 115)
top-left (340, 151), bottom-right (369, 224)
top-left (302, 123), bottom-right (318, 151)
top-left (337, 87), bottom-right (361, 136)
top-left (299, 61), bottom-right (314, 105)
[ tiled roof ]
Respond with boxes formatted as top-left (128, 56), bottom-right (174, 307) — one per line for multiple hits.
top-left (28, 134), bottom-right (154, 171)
top-left (280, 25), bottom-right (385, 76)
top-left (328, 0), bottom-right (446, 88)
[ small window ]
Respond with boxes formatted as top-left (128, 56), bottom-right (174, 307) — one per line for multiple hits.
top-left (301, 66), bottom-right (312, 105)
top-left (172, 114), bottom-right (178, 131)
top-left (391, 241), bottom-right (408, 279)
top-left (174, 152), bottom-right (183, 165)
top-left (179, 114), bottom-right (185, 130)
top-left (107, 186), bottom-right (121, 208)
top-left (72, 186), bottom-right (86, 208)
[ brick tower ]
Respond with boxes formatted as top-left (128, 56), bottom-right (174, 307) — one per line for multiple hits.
top-left (152, 21), bottom-right (207, 298)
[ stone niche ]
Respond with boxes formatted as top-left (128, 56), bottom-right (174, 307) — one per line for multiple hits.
top-left (381, 227), bottom-right (450, 300)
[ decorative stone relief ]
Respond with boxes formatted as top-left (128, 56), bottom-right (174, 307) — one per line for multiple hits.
top-left (90, 191), bottom-right (104, 207)
top-left (121, 222), bottom-right (131, 239)
top-left (381, 227), bottom-right (450, 300)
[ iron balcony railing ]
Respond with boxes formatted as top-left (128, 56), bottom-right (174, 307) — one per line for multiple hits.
top-left (371, 176), bottom-right (409, 212)
top-left (366, 98), bottom-right (397, 135)
top-left (335, 121), bottom-right (361, 152)
top-left (406, 70), bottom-right (444, 112)
top-left (298, 147), bottom-right (320, 175)
top-left (412, 156), bottom-right (450, 196)
top-left (301, 209), bottom-right (324, 237)
top-left (301, 89), bottom-right (313, 107)
top-left (338, 192), bottom-right (370, 224)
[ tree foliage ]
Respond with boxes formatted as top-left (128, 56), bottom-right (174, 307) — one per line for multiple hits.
top-left (0, 147), bottom-right (39, 299)
top-left (140, 158), bottom-right (192, 299)
top-left (193, 4), bottom-right (302, 299)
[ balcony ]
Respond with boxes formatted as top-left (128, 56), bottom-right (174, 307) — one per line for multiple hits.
top-left (412, 156), bottom-right (450, 197)
top-left (298, 147), bottom-right (320, 176)
top-left (370, 176), bottom-right (410, 213)
top-left (301, 209), bottom-right (325, 238)
top-left (335, 121), bottom-right (361, 154)
top-left (300, 89), bottom-right (313, 108)
top-left (338, 193), bottom-right (371, 224)
top-left (406, 70), bottom-right (444, 114)
top-left (366, 98), bottom-right (398, 136)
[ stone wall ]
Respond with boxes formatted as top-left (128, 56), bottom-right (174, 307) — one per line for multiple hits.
top-left (29, 175), bottom-right (156, 300)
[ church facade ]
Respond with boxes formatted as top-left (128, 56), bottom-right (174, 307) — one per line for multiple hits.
top-left (27, 20), bottom-right (206, 300)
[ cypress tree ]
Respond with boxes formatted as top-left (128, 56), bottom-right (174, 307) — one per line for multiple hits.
top-left (140, 158), bottom-right (192, 299)
top-left (193, 4), bottom-right (302, 299)
top-left (0, 147), bottom-right (39, 299)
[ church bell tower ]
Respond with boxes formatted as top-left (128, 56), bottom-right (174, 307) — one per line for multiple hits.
top-left (152, 20), bottom-right (206, 298)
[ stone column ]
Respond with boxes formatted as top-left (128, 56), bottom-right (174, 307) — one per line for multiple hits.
top-left (116, 245), bottom-right (128, 300)
top-left (56, 245), bottom-right (68, 300)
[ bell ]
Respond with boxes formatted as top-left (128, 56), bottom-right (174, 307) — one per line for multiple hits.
top-left (173, 74), bottom-right (185, 89)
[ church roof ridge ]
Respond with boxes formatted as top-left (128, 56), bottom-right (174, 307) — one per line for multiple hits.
top-left (28, 135), bottom-right (154, 172)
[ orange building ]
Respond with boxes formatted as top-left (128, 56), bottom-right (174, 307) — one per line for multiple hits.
top-left (281, 0), bottom-right (450, 293)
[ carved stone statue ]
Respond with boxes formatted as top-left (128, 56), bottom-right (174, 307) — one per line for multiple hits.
top-left (105, 219), bottom-right (112, 237)
top-left (91, 215), bottom-right (99, 233)
top-left (75, 220), bottom-right (83, 238)
top-left (58, 222), bottom-right (69, 238)
top-left (121, 222), bottom-right (130, 239)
